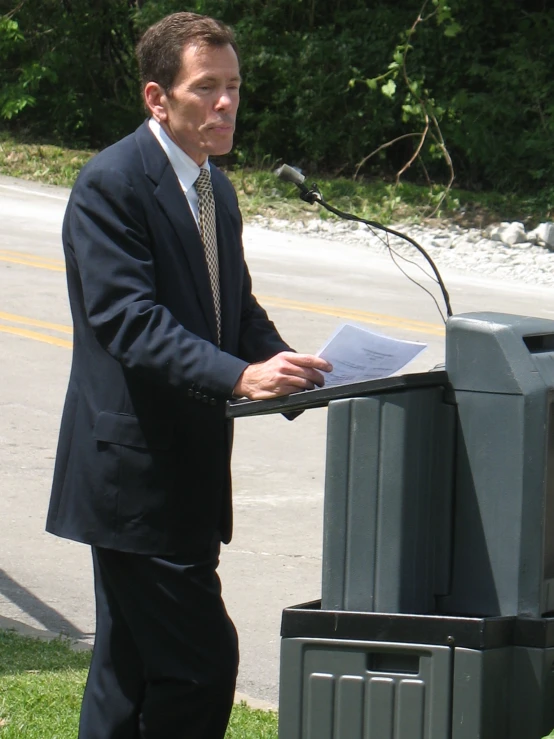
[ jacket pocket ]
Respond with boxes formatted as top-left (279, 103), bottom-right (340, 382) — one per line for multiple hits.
top-left (92, 411), bottom-right (178, 532)
top-left (93, 410), bottom-right (173, 450)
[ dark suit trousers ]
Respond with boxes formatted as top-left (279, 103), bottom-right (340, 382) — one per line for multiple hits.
top-left (78, 542), bottom-right (239, 739)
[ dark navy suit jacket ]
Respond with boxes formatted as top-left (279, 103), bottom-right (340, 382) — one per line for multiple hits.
top-left (46, 121), bottom-right (290, 555)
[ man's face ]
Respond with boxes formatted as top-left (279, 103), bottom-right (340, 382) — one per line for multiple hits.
top-left (148, 42), bottom-right (241, 165)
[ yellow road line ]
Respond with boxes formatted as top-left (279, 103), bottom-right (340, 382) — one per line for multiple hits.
top-left (0, 249), bottom-right (64, 266)
top-left (0, 252), bottom-right (65, 272)
top-left (0, 311), bottom-right (72, 334)
top-left (0, 290), bottom-right (443, 355)
top-left (0, 251), bottom-right (443, 336)
top-left (259, 295), bottom-right (445, 336)
top-left (0, 324), bottom-right (72, 348)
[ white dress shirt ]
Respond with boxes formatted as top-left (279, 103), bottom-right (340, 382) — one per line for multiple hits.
top-left (148, 118), bottom-right (210, 228)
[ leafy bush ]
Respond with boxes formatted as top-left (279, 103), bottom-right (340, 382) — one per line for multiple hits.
top-left (0, 0), bottom-right (141, 145)
top-left (1, 0), bottom-right (553, 194)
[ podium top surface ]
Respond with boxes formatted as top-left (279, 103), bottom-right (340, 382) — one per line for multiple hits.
top-left (226, 369), bottom-right (449, 419)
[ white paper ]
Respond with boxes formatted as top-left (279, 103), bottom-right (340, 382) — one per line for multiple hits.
top-left (316, 323), bottom-right (427, 388)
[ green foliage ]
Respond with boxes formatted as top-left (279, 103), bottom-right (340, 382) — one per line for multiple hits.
top-left (0, 0), bottom-right (141, 144)
top-left (0, 0), bottom-right (553, 197)
top-left (443, 6), bottom-right (554, 191)
top-left (0, 17), bottom-right (38, 119)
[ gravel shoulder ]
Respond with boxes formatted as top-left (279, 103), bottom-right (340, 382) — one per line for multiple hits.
top-left (253, 215), bottom-right (554, 289)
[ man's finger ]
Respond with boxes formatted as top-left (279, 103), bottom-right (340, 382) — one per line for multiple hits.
top-left (291, 369), bottom-right (326, 387)
top-left (277, 375), bottom-right (316, 391)
top-left (280, 352), bottom-right (333, 372)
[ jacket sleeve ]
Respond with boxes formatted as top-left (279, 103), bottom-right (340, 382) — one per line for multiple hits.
top-left (65, 164), bottom-right (248, 398)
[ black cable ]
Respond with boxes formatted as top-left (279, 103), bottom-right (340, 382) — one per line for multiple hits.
top-left (362, 225), bottom-right (446, 321)
top-left (388, 245), bottom-right (447, 324)
top-left (298, 183), bottom-right (454, 318)
top-left (365, 223), bottom-right (441, 286)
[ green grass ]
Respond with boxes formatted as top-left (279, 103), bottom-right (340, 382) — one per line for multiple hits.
top-left (0, 132), bottom-right (553, 228)
top-left (226, 702), bottom-right (278, 738)
top-left (0, 135), bottom-right (93, 190)
top-left (0, 630), bottom-right (90, 738)
top-left (0, 629), bottom-right (277, 738)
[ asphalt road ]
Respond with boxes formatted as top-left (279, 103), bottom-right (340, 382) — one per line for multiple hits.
top-left (0, 174), bottom-right (552, 707)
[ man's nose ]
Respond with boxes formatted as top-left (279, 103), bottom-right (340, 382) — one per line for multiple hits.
top-left (215, 91), bottom-right (233, 110)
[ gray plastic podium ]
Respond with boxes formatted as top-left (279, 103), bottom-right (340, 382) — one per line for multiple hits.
top-left (227, 312), bottom-right (554, 739)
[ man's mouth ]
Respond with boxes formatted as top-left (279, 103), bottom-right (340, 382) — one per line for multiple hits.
top-left (208, 121), bottom-right (234, 131)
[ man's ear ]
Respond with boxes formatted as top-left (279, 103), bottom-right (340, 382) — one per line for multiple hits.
top-left (144, 82), bottom-right (169, 122)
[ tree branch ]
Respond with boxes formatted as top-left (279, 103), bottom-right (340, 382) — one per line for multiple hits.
top-left (3, 1), bottom-right (27, 20)
top-left (354, 133), bottom-right (422, 179)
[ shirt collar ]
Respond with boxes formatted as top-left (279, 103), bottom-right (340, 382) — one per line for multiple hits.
top-left (148, 118), bottom-right (209, 193)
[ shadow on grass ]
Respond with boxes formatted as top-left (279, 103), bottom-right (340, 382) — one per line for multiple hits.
top-left (0, 629), bottom-right (91, 676)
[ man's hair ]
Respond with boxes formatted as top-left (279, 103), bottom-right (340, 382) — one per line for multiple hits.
top-left (136, 12), bottom-right (238, 93)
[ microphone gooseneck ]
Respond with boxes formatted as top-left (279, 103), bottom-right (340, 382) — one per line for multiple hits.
top-left (275, 165), bottom-right (453, 320)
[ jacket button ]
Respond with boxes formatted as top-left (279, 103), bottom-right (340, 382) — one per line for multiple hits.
top-left (202, 395), bottom-right (208, 403)
top-left (188, 388), bottom-right (194, 397)
top-left (210, 398), bottom-right (217, 406)
top-left (195, 391), bottom-right (202, 401)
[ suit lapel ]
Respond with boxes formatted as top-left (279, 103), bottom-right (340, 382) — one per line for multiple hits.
top-left (135, 122), bottom-right (219, 342)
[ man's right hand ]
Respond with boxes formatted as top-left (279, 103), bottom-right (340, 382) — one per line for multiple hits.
top-left (233, 351), bottom-right (332, 400)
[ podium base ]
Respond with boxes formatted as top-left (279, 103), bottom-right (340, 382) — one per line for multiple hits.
top-left (278, 602), bottom-right (554, 739)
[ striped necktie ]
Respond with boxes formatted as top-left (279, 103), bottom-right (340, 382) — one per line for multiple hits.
top-left (195, 168), bottom-right (221, 344)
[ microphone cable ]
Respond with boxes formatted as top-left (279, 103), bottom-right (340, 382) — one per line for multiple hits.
top-left (275, 164), bottom-right (453, 321)
top-left (367, 227), bottom-right (448, 324)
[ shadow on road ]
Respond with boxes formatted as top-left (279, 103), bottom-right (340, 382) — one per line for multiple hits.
top-left (0, 567), bottom-right (90, 639)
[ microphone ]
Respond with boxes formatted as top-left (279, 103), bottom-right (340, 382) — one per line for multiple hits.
top-left (275, 164), bottom-right (306, 186)
top-left (275, 164), bottom-right (316, 202)
top-left (275, 163), bottom-right (453, 319)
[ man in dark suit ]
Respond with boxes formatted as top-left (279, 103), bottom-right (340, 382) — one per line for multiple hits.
top-left (46, 11), bottom-right (330, 739)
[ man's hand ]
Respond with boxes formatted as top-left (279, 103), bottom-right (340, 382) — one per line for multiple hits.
top-left (233, 352), bottom-right (332, 400)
